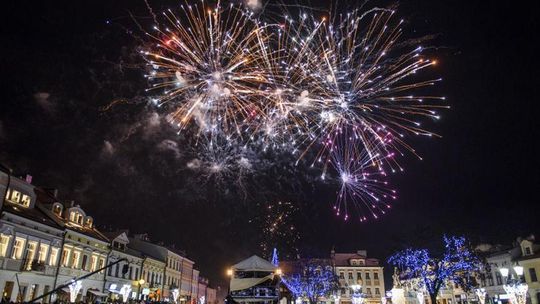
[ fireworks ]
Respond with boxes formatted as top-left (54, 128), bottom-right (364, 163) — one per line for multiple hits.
top-left (254, 201), bottom-right (300, 258)
top-left (326, 130), bottom-right (396, 221)
top-left (139, 1), bottom-right (445, 221)
top-left (143, 1), bottom-right (272, 137)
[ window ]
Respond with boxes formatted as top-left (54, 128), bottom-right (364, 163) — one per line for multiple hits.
top-left (339, 272), bottom-right (344, 279)
top-left (365, 272), bottom-right (371, 280)
top-left (25, 241), bottom-right (38, 270)
top-left (38, 243), bottom-right (49, 263)
top-left (357, 272), bottom-right (362, 281)
top-left (115, 264), bottom-right (119, 277)
top-left (375, 288), bottom-right (380, 295)
top-left (49, 248), bottom-right (59, 266)
top-left (135, 268), bottom-right (139, 280)
top-left (0, 234), bottom-right (10, 257)
top-left (99, 258), bottom-right (105, 271)
top-left (81, 255), bottom-right (88, 270)
top-left (61, 248), bottom-right (71, 266)
top-left (11, 237), bottom-right (26, 259)
top-left (530, 268), bottom-right (538, 282)
top-left (367, 288), bottom-right (371, 295)
top-left (8, 189), bottom-right (21, 203)
top-left (85, 217), bottom-right (93, 228)
top-left (90, 255), bottom-right (98, 271)
top-left (488, 273), bottom-right (494, 286)
top-left (374, 273), bottom-right (379, 280)
top-left (71, 251), bottom-right (81, 268)
top-left (348, 272), bottom-right (353, 280)
top-left (20, 195), bottom-right (31, 207)
top-left (69, 211), bottom-right (84, 225)
top-left (53, 204), bottom-right (62, 216)
top-left (129, 266), bottom-right (133, 280)
top-left (525, 247), bottom-right (532, 255)
top-left (495, 272), bottom-right (502, 285)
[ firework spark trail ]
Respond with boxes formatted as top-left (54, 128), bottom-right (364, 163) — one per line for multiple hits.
top-left (264, 7), bottom-right (447, 171)
top-left (326, 129), bottom-right (397, 221)
top-left (143, 0), bottom-right (274, 138)
top-left (137, 1), bottom-right (446, 221)
top-left (250, 201), bottom-right (300, 258)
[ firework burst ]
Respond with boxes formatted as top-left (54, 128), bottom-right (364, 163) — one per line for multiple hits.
top-left (261, 7), bottom-right (446, 171)
top-left (325, 130), bottom-right (397, 221)
top-left (136, 1), bottom-right (446, 222)
top-left (143, 0), bottom-right (273, 137)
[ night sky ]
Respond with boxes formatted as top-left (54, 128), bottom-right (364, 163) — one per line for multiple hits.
top-left (1, 0), bottom-right (539, 290)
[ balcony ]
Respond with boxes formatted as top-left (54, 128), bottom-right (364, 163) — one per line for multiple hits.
top-left (0, 258), bottom-right (56, 275)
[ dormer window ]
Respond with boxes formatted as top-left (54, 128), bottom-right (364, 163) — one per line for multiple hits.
top-left (85, 216), bottom-right (93, 228)
top-left (525, 246), bottom-right (532, 255)
top-left (69, 211), bottom-right (84, 225)
top-left (52, 203), bottom-right (63, 217)
top-left (350, 259), bottom-right (365, 266)
top-left (6, 189), bottom-right (31, 207)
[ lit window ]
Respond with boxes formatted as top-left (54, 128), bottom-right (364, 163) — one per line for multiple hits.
top-left (25, 241), bottom-right (38, 270)
top-left (20, 195), bottom-right (31, 207)
top-left (11, 237), bottom-right (26, 259)
top-left (61, 248), bottom-right (71, 267)
top-left (90, 255), bottom-right (98, 271)
top-left (69, 211), bottom-right (84, 225)
top-left (38, 243), bottom-right (50, 263)
top-left (9, 189), bottom-right (21, 203)
top-left (0, 234), bottom-right (11, 257)
top-left (53, 204), bottom-right (63, 216)
top-left (85, 217), bottom-right (93, 228)
top-left (99, 258), bottom-right (105, 272)
top-left (71, 251), bottom-right (81, 268)
top-left (49, 248), bottom-right (59, 266)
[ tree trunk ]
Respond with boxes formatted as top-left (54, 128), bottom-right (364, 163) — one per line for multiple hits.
top-left (429, 293), bottom-right (438, 304)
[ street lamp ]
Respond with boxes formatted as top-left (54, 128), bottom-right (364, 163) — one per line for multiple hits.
top-left (137, 279), bottom-right (145, 301)
top-left (499, 266), bottom-right (528, 304)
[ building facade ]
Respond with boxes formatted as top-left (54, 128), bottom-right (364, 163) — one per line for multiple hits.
top-left (0, 168), bottom-right (218, 304)
top-left (0, 174), bottom-right (64, 303)
top-left (42, 198), bottom-right (110, 302)
top-left (332, 250), bottom-right (385, 304)
top-left (516, 238), bottom-right (540, 304)
top-left (103, 231), bottom-right (144, 302)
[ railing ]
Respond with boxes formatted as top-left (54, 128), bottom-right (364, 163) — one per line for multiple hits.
top-left (0, 258), bottom-right (56, 275)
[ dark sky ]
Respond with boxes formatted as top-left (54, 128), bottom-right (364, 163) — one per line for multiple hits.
top-left (1, 0), bottom-right (539, 290)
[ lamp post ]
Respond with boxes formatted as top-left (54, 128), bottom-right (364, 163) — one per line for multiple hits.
top-left (137, 279), bottom-right (145, 301)
top-left (350, 284), bottom-right (364, 304)
top-left (499, 266), bottom-right (528, 304)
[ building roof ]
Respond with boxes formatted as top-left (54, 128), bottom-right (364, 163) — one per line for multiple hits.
top-left (233, 255), bottom-right (277, 272)
top-left (34, 187), bottom-right (110, 243)
top-left (2, 202), bottom-right (63, 229)
top-left (332, 252), bottom-right (380, 267)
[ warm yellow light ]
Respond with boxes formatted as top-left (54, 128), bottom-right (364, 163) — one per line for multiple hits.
top-left (276, 268), bottom-right (282, 275)
top-left (226, 269), bottom-right (233, 276)
top-left (139, 279), bottom-right (145, 285)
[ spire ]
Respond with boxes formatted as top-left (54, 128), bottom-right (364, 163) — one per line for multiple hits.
top-left (271, 248), bottom-right (279, 266)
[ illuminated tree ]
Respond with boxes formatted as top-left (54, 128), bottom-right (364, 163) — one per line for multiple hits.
top-left (388, 236), bottom-right (481, 304)
top-left (281, 259), bottom-right (339, 304)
